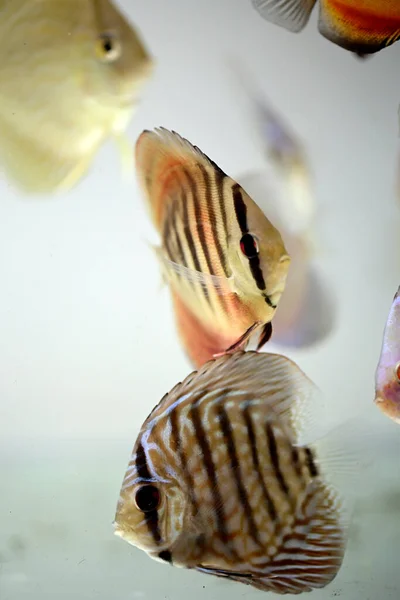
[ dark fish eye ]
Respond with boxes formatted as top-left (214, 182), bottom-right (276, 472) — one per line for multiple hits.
top-left (97, 33), bottom-right (121, 61)
top-left (240, 233), bottom-right (259, 259)
top-left (134, 485), bottom-right (161, 513)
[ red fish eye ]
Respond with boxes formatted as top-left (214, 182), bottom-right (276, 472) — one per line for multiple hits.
top-left (134, 485), bottom-right (161, 513)
top-left (240, 233), bottom-right (259, 259)
top-left (396, 363), bottom-right (400, 383)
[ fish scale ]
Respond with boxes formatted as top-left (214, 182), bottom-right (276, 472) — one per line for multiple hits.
top-left (115, 351), bottom-right (352, 594)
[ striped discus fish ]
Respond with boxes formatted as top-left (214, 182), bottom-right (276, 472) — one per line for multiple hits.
top-left (252, 0), bottom-right (400, 57)
top-left (114, 351), bottom-right (367, 594)
top-left (135, 127), bottom-right (291, 368)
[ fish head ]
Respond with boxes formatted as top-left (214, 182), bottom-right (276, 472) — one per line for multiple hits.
top-left (85, 0), bottom-right (154, 117)
top-left (228, 190), bottom-right (291, 310)
top-left (113, 435), bottom-right (195, 562)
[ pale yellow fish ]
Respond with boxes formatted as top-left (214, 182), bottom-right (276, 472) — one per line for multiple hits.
top-left (0, 0), bottom-right (154, 194)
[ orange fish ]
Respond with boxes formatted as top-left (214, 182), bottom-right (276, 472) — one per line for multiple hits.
top-left (135, 128), bottom-right (290, 368)
top-left (252, 0), bottom-right (400, 56)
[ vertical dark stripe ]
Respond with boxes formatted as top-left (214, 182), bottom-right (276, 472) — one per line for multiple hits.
top-left (215, 172), bottom-right (229, 256)
top-left (291, 446), bottom-right (303, 477)
top-left (178, 175), bottom-right (213, 307)
top-left (248, 257), bottom-right (266, 291)
top-left (232, 185), bottom-right (266, 291)
top-left (243, 405), bottom-right (277, 522)
top-left (304, 447), bottom-right (319, 478)
top-left (199, 165), bottom-right (230, 278)
top-left (162, 202), bottom-right (177, 262)
top-left (233, 184), bottom-right (248, 233)
top-left (169, 409), bottom-right (199, 514)
top-left (265, 423), bottom-right (290, 497)
top-left (170, 197), bottom-right (189, 269)
top-left (183, 166), bottom-right (215, 277)
top-left (190, 400), bottom-right (238, 559)
top-left (217, 401), bottom-right (263, 548)
top-left (135, 442), bottom-right (162, 544)
top-left (181, 186), bottom-right (202, 273)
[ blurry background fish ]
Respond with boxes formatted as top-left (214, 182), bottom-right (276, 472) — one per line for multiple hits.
top-left (251, 0), bottom-right (400, 57)
top-left (0, 0), bottom-right (154, 195)
top-left (374, 285), bottom-right (400, 425)
top-left (229, 61), bottom-right (336, 350)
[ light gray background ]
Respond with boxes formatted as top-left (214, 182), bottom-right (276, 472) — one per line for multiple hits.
top-left (1, 1), bottom-right (400, 598)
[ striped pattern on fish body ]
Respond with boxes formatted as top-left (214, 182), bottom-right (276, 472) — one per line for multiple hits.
top-left (115, 351), bottom-right (348, 595)
top-left (135, 128), bottom-right (291, 367)
top-left (252, 0), bottom-right (400, 56)
top-left (0, 0), bottom-right (153, 194)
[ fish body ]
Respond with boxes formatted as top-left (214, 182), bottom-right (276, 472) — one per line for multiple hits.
top-left (252, 0), bottom-right (400, 56)
top-left (114, 351), bottom-right (363, 594)
top-left (135, 127), bottom-right (290, 368)
top-left (374, 286), bottom-right (400, 424)
top-left (0, 0), bottom-right (153, 194)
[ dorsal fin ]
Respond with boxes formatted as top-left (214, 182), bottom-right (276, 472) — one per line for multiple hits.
top-left (135, 127), bottom-right (224, 229)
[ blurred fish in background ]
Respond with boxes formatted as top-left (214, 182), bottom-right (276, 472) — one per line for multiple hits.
top-left (135, 127), bottom-right (291, 368)
top-left (229, 61), bottom-right (336, 349)
top-left (0, 0), bottom-right (154, 195)
top-left (374, 285), bottom-right (400, 425)
top-left (251, 0), bottom-right (400, 57)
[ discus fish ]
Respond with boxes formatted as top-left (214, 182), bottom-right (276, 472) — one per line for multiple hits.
top-left (374, 285), bottom-right (400, 424)
top-left (252, 0), bottom-right (400, 56)
top-left (114, 351), bottom-right (368, 594)
top-left (0, 0), bottom-right (153, 194)
top-left (135, 127), bottom-right (291, 368)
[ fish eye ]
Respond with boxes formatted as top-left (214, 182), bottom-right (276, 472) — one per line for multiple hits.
top-left (134, 485), bottom-right (161, 513)
top-left (96, 32), bottom-right (121, 62)
top-left (395, 362), bottom-right (400, 383)
top-left (240, 233), bottom-right (259, 259)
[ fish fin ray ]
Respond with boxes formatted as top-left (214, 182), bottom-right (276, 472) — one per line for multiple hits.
top-left (213, 322), bottom-right (262, 358)
top-left (135, 127), bottom-right (223, 228)
top-left (154, 247), bottom-right (234, 294)
top-left (252, 0), bottom-right (317, 33)
top-left (258, 479), bottom-right (347, 594)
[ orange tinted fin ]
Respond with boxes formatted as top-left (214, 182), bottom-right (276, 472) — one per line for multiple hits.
top-left (252, 0), bottom-right (317, 33)
top-left (213, 321), bottom-right (261, 358)
top-left (171, 291), bottom-right (256, 368)
top-left (135, 127), bottom-right (219, 230)
top-left (318, 0), bottom-right (400, 54)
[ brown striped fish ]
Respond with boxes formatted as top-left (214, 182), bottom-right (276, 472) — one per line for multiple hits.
top-left (114, 351), bottom-right (368, 594)
top-left (135, 127), bottom-right (291, 368)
